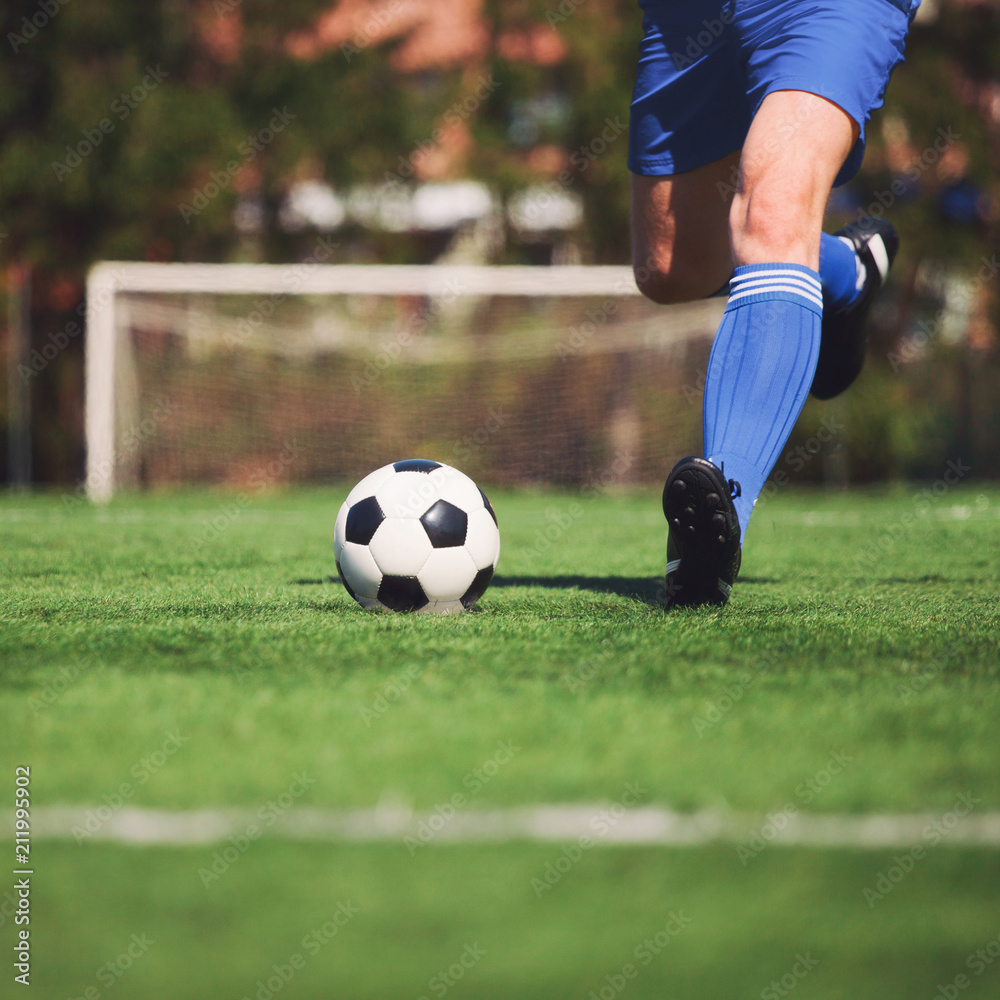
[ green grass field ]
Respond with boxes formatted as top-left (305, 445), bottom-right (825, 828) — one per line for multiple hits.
top-left (5, 484), bottom-right (1000, 999)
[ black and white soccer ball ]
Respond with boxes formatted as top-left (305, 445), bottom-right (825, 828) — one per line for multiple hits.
top-left (334, 459), bottom-right (500, 613)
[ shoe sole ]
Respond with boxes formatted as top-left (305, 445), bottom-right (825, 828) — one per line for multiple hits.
top-left (662, 458), bottom-right (740, 607)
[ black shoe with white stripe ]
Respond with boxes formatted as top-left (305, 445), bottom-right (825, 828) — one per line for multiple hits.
top-left (662, 457), bottom-right (742, 609)
top-left (810, 218), bottom-right (898, 401)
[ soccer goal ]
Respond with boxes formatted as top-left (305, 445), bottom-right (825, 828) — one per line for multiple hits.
top-left (84, 262), bottom-right (723, 501)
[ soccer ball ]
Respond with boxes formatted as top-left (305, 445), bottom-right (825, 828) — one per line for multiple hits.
top-left (334, 459), bottom-right (500, 613)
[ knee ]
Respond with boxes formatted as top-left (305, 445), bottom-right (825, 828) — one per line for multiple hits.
top-left (729, 189), bottom-right (812, 264)
top-left (728, 168), bottom-right (826, 266)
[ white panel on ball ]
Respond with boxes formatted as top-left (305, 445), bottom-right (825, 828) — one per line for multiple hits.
top-left (368, 518), bottom-right (434, 576)
top-left (375, 471), bottom-right (441, 519)
top-left (436, 472), bottom-right (485, 516)
top-left (418, 547), bottom-right (479, 602)
top-left (339, 541), bottom-right (383, 599)
top-left (333, 500), bottom-right (349, 561)
top-left (345, 463), bottom-right (397, 508)
top-left (464, 508), bottom-right (500, 570)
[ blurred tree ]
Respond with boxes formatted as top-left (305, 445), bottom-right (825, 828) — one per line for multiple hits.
top-left (0, 0), bottom-right (998, 483)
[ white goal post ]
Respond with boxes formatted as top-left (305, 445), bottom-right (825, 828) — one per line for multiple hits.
top-left (85, 262), bottom-right (722, 501)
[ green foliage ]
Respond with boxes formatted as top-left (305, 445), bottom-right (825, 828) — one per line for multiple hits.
top-left (2, 1), bottom-right (999, 482)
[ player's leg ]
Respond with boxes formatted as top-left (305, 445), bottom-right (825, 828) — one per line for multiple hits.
top-left (664, 90), bottom-right (853, 607)
top-left (627, 1), bottom-right (749, 303)
top-left (630, 150), bottom-right (740, 305)
top-left (663, 0), bottom-right (916, 607)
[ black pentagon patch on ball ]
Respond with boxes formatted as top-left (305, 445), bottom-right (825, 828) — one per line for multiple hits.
top-left (335, 559), bottom-right (358, 602)
top-left (393, 458), bottom-right (442, 474)
top-left (345, 496), bottom-right (384, 545)
top-left (478, 487), bottom-right (498, 525)
top-left (420, 499), bottom-right (468, 548)
top-left (461, 566), bottom-right (494, 609)
top-left (378, 575), bottom-right (429, 612)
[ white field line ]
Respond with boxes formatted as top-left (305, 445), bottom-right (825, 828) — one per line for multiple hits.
top-left (5, 805), bottom-right (1000, 848)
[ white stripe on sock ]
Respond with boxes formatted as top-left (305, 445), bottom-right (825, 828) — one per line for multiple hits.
top-left (727, 285), bottom-right (823, 309)
top-left (730, 277), bottom-right (823, 302)
top-left (731, 269), bottom-right (821, 291)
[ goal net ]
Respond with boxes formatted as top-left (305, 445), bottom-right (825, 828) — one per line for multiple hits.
top-left (84, 263), bottom-right (723, 501)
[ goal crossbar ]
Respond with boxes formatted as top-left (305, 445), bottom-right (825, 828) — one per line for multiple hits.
top-left (84, 263), bottom-right (649, 503)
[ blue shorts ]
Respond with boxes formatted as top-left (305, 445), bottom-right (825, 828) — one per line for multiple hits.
top-left (629, 0), bottom-right (918, 186)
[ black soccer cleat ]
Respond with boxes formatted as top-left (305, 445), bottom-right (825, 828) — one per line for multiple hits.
top-left (810, 218), bottom-right (899, 401)
top-left (662, 457), bottom-right (742, 609)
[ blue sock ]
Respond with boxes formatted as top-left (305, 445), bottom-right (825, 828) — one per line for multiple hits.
top-left (703, 263), bottom-right (823, 537)
top-left (711, 233), bottom-right (859, 307)
top-left (819, 231), bottom-right (863, 309)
